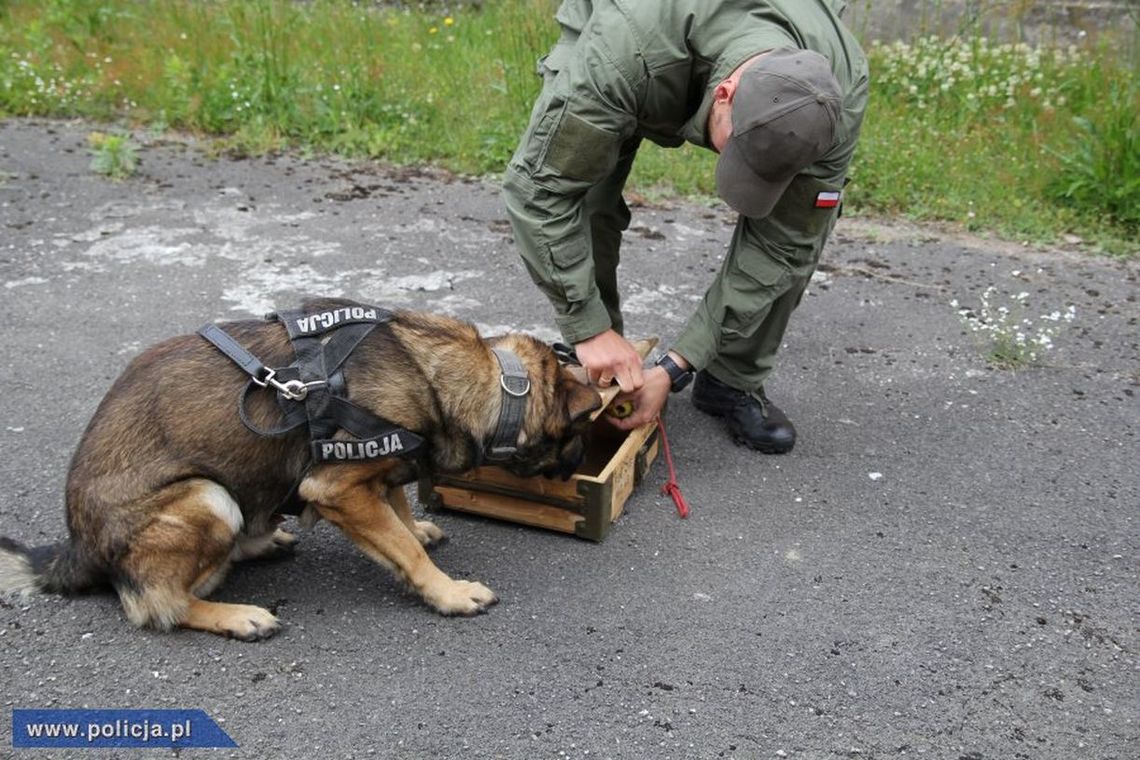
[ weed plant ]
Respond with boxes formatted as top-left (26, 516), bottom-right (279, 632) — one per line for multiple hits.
top-left (952, 286), bottom-right (1077, 369)
top-left (87, 130), bottom-right (138, 179)
top-left (0, 0), bottom-right (1135, 252)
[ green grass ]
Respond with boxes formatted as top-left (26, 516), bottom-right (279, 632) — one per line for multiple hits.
top-left (855, 33), bottom-right (1138, 253)
top-left (1, 0), bottom-right (1136, 254)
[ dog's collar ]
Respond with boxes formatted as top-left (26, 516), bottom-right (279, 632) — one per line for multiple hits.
top-left (484, 348), bottom-right (531, 462)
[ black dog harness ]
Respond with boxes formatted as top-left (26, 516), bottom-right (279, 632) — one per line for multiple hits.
top-left (198, 302), bottom-right (532, 514)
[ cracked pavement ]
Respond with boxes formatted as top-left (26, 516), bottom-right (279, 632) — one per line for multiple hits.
top-left (0, 119), bottom-right (1137, 759)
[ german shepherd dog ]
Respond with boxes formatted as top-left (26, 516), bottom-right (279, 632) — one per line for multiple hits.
top-left (0, 299), bottom-right (601, 640)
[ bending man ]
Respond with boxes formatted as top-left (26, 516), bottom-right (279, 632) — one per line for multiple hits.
top-left (504, 0), bottom-right (868, 453)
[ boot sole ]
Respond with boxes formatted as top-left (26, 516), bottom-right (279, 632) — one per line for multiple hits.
top-left (729, 429), bottom-right (794, 454)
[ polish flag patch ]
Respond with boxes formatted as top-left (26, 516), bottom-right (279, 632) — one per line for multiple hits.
top-left (815, 191), bottom-right (842, 208)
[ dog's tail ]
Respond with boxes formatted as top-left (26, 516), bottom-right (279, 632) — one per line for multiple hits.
top-left (0, 536), bottom-right (101, 596)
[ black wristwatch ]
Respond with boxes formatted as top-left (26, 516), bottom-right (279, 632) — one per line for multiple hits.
top-left (655, 353), bottom-right (694, 393)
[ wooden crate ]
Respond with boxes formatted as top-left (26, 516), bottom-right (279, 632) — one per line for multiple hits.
top-left (417, 338), bottom-right (660, 541)
top-left (418, 418), bottom-right (659, 541)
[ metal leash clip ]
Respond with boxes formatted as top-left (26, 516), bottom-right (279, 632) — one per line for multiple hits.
top-left (253, 368), bottom-right (325, 401)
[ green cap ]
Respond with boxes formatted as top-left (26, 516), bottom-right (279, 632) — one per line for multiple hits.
top-left (716, 48), bottom-right (842, 219)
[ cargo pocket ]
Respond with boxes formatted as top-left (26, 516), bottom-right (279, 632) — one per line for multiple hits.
top-left (762, 174), bottom-right (845, 249)
top-left (545, 112), bottom-right (622, 184)
top-left (737, 174), bottom-right (843, 281)
top-left (733, 244), bottom-right (790, 291)
top-left (548, 234), bottom-right (592, 303)
top-left (716, 232), bottom-right (796, 337)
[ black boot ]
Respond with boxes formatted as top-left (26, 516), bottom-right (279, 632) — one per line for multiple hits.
top-left (691, 371), bottom-right (796, 454)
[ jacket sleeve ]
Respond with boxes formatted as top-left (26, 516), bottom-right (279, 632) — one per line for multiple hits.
top-left (503, 20), bottom-right (642, 344)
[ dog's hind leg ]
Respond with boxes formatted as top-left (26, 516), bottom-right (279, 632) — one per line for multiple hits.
top-left (303, 470), bottom-right (496, 616)
top-left (113, 479), bottom-right (280, 641)
top-left (387, 485), bottom-right (445, 547)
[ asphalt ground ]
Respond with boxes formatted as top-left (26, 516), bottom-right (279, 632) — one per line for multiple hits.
top-left (0, 119), bottom-right (1137, 759)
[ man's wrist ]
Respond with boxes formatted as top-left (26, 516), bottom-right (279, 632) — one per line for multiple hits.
top-left (655, 351), bottom-right (694, 392)
top-left (665, 350), bottom-right (691, 372)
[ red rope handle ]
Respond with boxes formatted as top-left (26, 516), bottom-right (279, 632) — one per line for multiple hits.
top-left (656, 415), bottom-right (689, 518)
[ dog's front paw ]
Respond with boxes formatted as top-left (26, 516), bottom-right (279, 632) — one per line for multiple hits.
top-left (190, 602), bottom-right (282, 641)
top-left (427, 580), bottom-right (498, 616)
top-left (225, 606), bottom-right (282, 641)
top-left (412, 520), bottom-right (446, 547)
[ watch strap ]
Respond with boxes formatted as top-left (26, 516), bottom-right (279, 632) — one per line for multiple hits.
top-left (656, 353), bottom-right (694, 393)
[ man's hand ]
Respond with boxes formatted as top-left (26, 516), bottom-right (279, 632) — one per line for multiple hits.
top-left (575, 329), bottom-right (645, 392)
top-left (608, 367), bottom-right (670, 431)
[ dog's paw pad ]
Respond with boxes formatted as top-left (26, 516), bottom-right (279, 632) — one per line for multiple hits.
top-left (431, 580), bottom-right (498, 616)
top-left (224, 607), bottom-right (281, 641)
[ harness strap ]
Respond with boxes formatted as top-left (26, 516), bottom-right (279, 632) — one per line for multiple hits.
top-left (310, 397), bottom-right (415, 462)
top-left (237, 376), bottom-right (308, 436)
top-left (277, 304), bottom-right (395, 339)
top-left (275, 311), bottom-right (419, 454)
top-left (485, 347), bottom-right (532, 462)
top-left (199, 324), bottom-right (271, 385)
top-left (199, 325), bottom-right (308, 436)
top-left (309, 322), bottom-right (376, 439)
top-left (321, 322), bottom-right (377, 374)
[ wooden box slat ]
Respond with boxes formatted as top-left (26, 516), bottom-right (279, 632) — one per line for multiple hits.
top-left (419, 419), bottom-right (660, 542)
top-left (431, 485), bottom-right (585, 533)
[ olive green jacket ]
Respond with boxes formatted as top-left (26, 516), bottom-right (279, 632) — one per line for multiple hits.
top-left (504, 0), bottom-right (868, 349)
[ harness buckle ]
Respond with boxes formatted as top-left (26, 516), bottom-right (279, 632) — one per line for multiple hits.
top-left (251, 367), bottom-right (276, 389)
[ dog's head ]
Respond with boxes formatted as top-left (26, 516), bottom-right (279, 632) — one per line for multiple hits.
top-left (490, 335), bottom-right (601, 480)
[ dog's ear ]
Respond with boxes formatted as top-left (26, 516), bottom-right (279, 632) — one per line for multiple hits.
top-left (561, 369), bottom-right (603, 423)
top-left (564, 365), bottom-right (589, 386)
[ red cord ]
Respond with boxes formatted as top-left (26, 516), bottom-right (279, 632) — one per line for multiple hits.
top-left (656, 415), bottom-right (690, 518)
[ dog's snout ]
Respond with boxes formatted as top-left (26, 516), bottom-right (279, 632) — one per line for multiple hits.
top-left (552, 436), bottom-right (586, 480)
